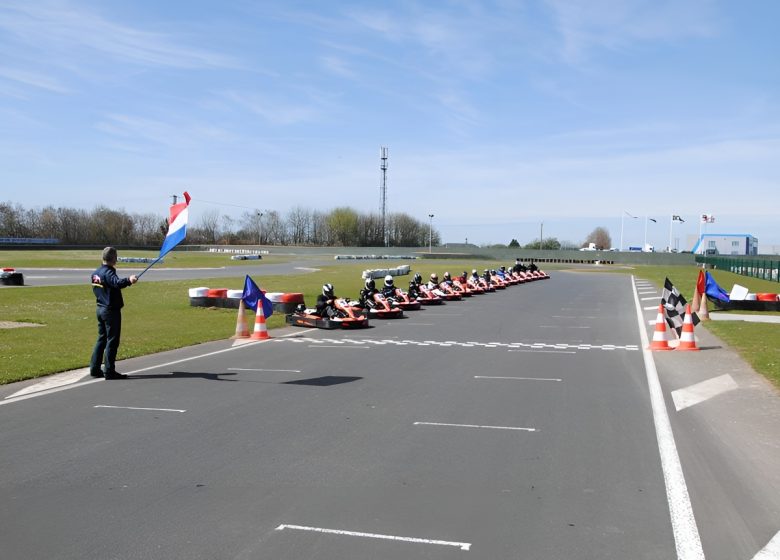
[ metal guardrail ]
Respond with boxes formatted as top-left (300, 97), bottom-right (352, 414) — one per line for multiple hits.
top-left (696, 255), bottom-right (780, 282)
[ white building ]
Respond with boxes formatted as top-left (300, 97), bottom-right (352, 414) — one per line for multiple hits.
top-left (688, 233), bottom-right (758, 255)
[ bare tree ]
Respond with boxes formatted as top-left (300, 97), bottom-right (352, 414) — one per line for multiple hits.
top-left (286, 206), bottom-right (310, 245)
top-left (583, 227), bottom-right (612, 250)
top-left (193, 209), bottom-right (220, 244)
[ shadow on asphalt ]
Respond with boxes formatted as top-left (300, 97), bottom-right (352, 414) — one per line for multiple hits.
top-left (283, 375), bottom-right (362, 386)
top-left (132, 371), bottom-right (239, 381)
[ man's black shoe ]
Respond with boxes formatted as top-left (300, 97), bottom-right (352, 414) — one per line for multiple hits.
top-left (90, 372), bottom-right (104, 378)
top-left (104, 372), bottom-right (128, 380)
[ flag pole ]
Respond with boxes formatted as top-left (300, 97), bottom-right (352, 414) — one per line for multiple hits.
top-left (137, 255), bottom-right (164, 279)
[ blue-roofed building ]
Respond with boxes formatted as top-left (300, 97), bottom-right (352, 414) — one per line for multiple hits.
top-left (688, 234), bottom-right (758, 256)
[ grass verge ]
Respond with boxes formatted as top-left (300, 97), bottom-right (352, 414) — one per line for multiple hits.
top-left (1, 258), bottom-right (509, 384)
top-left (603, 264), bottom-right (780, 389)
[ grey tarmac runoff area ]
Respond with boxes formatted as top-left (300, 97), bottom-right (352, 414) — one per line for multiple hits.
top-left (1, 272), bottom-right (779, 560)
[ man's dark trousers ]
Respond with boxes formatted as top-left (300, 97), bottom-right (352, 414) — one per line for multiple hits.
top-left (90, 305), bottom-right (122, 375)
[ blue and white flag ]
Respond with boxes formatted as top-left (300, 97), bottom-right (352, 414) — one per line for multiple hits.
top-left (705, 271), bottom-right (730, 302)
top-left (159, 192), bottom-right (191, 259)
top-left (242, 275), bottom-right (274, 318)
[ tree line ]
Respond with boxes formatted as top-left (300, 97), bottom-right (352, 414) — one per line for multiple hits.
top-left (0, 201), bottom-right (440, 248)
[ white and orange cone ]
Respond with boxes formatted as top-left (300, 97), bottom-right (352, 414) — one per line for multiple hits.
top-left (698, 293), bottom-right (710, 321)
top-left (676, 305), bottom-right (700, 351)
top-left (250, 304), bottom-right (271, 340)
top-left (649, 304), bottom-right (673, 351)
top-left (232, 299), bottom-right (250, 339)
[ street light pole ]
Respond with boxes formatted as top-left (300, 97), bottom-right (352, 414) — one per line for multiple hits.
top-left (540, 222), bottom-right (543, 251)
top-left (428, 213), bottom-right (434, 254)
top-left (257, 211), bottom-right (264, 245)
top-left (620, 211), bottom-right (637, 251)
top-left (644, 216), bottom-right (657, 250)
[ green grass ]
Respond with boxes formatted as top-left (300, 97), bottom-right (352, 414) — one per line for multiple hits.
top-left (0, 249), bottom-right (293, 269)
top-left (605, 264), bottom-right (780, 388)
top-left (2, 257), bottom-right (778, 389)
top-left (0, 258), bottom-right (507, 384)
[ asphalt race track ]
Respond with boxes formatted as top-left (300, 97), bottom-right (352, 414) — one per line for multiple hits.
top-left (1, 272), bottom-right (778, 559)
top-left (14, 259), bottom-right (334, 287)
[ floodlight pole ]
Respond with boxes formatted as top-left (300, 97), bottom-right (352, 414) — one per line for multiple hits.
top-left (428, 214), bottom-right (434, 254)
top-left (620, 211), bottom-right (637, 251)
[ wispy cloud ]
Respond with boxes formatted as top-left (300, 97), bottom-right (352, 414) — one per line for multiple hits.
top-left (0, 66), bottom-right (70, 93)
top-left (220, 91), bottom-right (320, 126)
top-left (0, 1), bottom-right (234, 70)
top-left (95, 113), bottom-right (236, 151)
top-left (544, 0), bottom-right (719, 63)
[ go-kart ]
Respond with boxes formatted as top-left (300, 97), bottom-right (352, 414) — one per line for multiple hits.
top-left (413, 284), bottom-right (444, 304)
top-left (386, 288), bottom-right (422, 311)
top-left (362, 292), bottom-right (404, 319)
top-left (434, 282), bottom-right (463, 300)
top-left (487, 275), bottom-right (507, 289)
top-left (448, 280), bottom-right (472, 297)
top-left (286, 298), bottom-right (369, 329)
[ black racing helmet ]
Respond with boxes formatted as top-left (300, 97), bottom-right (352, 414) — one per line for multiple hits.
top-left (413, 273), bottom-right (422, 283)
top-left (384, 275), bottom-right (394, 287)
top-left (322, 283), bottom-right (334, 297)
top-left (365, 278), bottom-right (375, 290)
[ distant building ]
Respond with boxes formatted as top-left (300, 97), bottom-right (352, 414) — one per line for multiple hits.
top-left (688, 233), bottom-right (758, 256)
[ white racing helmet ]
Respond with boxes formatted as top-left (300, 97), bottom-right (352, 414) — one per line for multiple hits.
top-left (384, 274), bottom-right (394, 287)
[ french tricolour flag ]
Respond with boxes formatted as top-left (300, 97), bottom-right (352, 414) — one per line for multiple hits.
top-left (159, 191), bottom-right (191, 258)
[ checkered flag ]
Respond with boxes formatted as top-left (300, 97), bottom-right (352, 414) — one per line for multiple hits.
top-left (662, 277), bottom-right (700, 336)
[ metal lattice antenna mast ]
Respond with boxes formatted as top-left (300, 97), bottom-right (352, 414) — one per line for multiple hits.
top-left (380, 147), bottom-right (389, 246)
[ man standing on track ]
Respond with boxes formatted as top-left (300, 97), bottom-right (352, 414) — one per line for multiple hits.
top-left (89, 247), bottom-right (138, 380)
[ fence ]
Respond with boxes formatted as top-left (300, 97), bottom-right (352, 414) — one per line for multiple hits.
top-left (696, 255), bottom-right (780, 282)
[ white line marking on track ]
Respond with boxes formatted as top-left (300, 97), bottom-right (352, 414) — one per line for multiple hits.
top-left (644, 306), bottom-right (659, 310)
top-left (0, 328), bottom-right (319, 407)
top-left (414, 421), bottom-right (536, 432)
top-left (641, 296), bottom-right (660, 301)
top-left (638, 291), bottom-right (657, 294)
top-left (94, 405), bottom-right (185, 413)
top-left (632, 275), bottom-right (704, 559)
top-left (309, 345), bottom-right (368, 349)
top-left (5, 368), bottom-right (91, 399)
top-left (228, 368), bottom-right (302, 373)
top-left (753, 531), bottom-right (780, 560)
top-left (671, 374), bottom-right (738, 412)
top-left (476, 376), bottom-right (562, 381)
top-left (508, 349), bottom-right (576, 354)
top-left (275, 524), bottom-right (471, 551)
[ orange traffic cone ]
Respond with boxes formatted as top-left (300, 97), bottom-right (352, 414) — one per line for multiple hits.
top-left (649, 304), bottom-right (673, 351)
top-left (698, 293), bottom-right (710, 321)
top-left (676, 305), bottom-right (700, 351)
top-left (232, 299), bottom-right (250, 339)
top-left (250, 304), bottom-right (271, 340)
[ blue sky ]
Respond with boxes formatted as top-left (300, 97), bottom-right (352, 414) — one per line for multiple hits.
top-left (1, 0), bottom-right (778, 251)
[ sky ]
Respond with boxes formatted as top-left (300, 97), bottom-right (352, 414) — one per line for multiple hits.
top-left (1, 0), bottom-right (778, 252)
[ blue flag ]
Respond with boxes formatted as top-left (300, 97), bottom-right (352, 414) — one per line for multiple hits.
top-left (242, 275), bottom-right (274, 317)
top-left (704, 272), bottom-right (730, 302)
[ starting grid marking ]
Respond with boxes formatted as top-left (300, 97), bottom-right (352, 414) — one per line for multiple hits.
top-left (275, 337), bottom-right (639, 352)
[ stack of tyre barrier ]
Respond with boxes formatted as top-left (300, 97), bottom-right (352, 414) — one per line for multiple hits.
top-left (188, 287), bottom-right (303, 314)
top-left (1, 268), bottom-right (24, 286)
top-left (361, 265), bottom-right (412, 279)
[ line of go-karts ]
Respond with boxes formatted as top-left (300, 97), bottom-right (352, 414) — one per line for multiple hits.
top-left (285, 265), bottom-right (550, 329)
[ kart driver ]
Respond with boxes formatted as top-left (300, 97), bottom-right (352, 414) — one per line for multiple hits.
top-left (408, 273), bottom-right (423, 299)
top-left (360, 278), bottom-right (379, 307)
top-left (381, 275), bottom-right (397, 299)
top-left (316, 283), bottom-right (339, 318)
